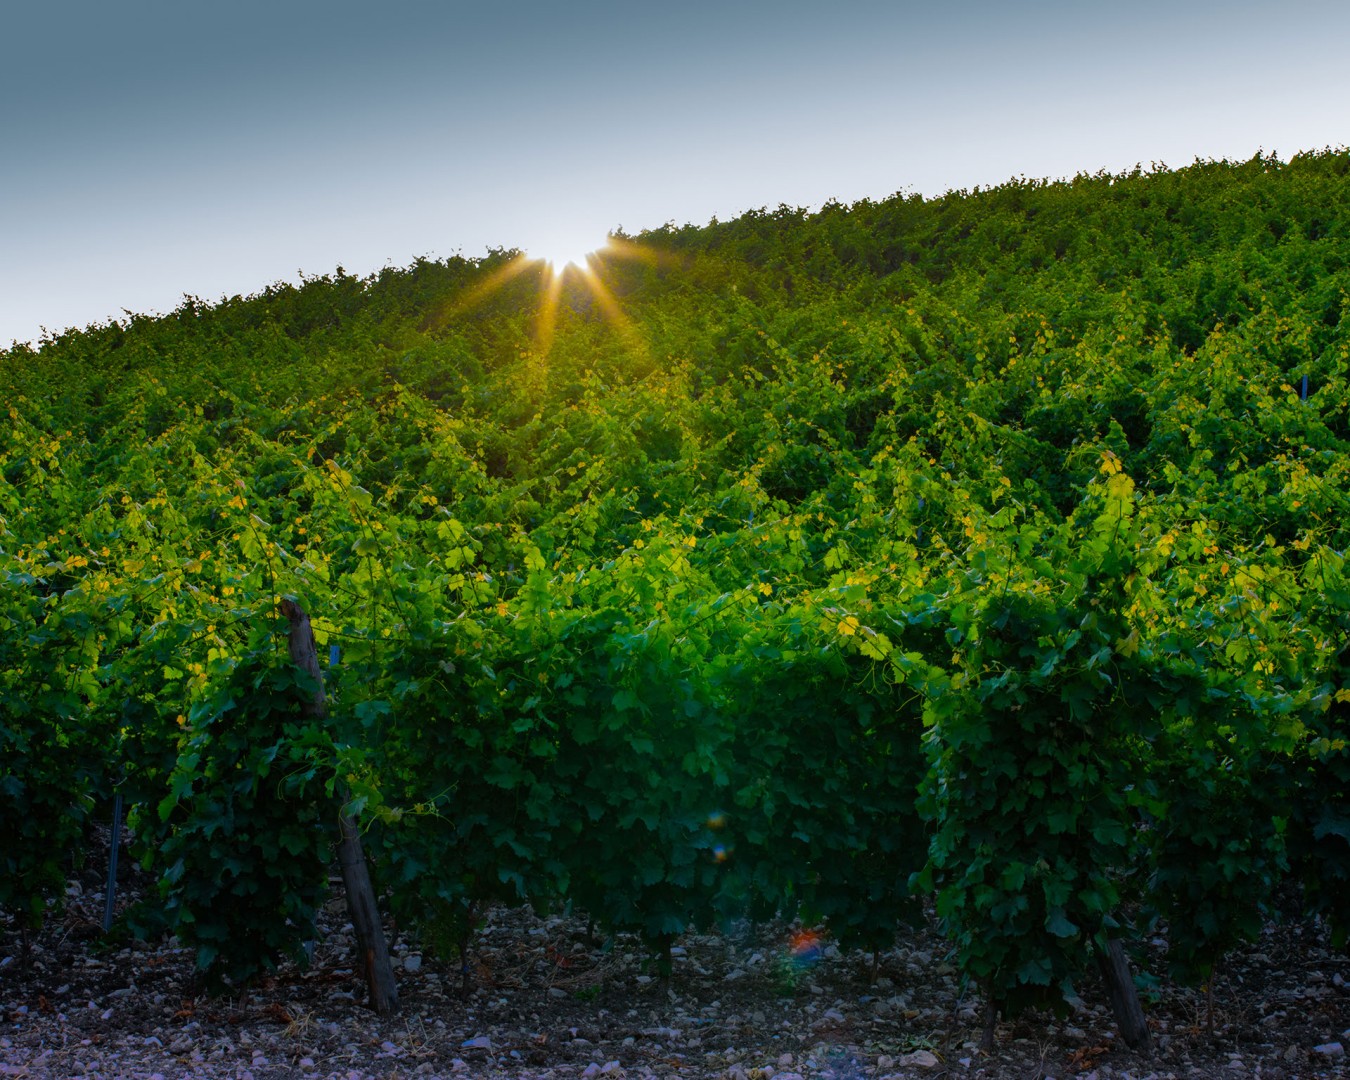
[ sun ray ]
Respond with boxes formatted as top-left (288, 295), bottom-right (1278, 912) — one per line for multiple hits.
top-left (599, 236), bottom-right (686, 271)
top-left (418, 237), bottom-right (688, 370)
top-left (420, 253), bottom-right (535, 332)
top-left (572, 259), bottom-right (651, 368)
top-left (534, 263), bottom-right (566, 357)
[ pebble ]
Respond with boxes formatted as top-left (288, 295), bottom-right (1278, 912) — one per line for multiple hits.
top-left (2, 901), bottom-right (1342, 1080)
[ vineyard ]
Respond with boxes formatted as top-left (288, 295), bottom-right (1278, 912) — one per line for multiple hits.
top-left (2, 150), bottom-right (1349, 1049)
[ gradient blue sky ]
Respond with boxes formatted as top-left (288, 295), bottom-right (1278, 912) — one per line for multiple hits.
top-left (4, 0), bottom-right (1347, 347)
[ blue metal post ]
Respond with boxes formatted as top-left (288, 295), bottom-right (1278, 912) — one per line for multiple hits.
top-left (103, 793), bottom-right (123, 932)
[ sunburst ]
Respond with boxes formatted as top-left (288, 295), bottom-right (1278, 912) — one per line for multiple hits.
top-left (528, 246), bottom-right (594, 279)
top-left (425, 236), bottom-right (683, 363)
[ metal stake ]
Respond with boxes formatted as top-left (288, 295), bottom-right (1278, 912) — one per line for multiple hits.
top-left (103, 793), bottom-right (123, 932)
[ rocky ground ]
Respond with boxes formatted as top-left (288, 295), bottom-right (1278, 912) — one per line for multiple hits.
top-left (3, 854), bottom-right (1348, 1080)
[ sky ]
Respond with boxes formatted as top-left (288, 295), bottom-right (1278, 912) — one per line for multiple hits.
top-left (3, 0), bottom-right (1347, 349)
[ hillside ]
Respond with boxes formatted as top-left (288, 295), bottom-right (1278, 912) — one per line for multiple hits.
top-left (2, 150), bottom-right (1349, 1071)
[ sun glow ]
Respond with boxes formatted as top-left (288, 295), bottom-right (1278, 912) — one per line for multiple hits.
top-left (424, 237), bottom-right (683, 364)
top-left (528, 244), bottom-right (598, 277)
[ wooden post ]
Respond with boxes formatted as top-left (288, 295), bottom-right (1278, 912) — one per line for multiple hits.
top-left (980, 994), bottom-right (998, 1052)
top-left (1097, 937), bottom-right (1151, 1054)
top-left (281, 598), bottom-right (400, 1015)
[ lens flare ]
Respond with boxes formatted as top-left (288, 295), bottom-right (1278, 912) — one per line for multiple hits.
top-left (789, 929), bottom-right (823, 968)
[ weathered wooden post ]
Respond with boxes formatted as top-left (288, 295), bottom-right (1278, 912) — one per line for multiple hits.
top-left (281, 597), bottom-right (400, 1015)
top-left (1098, 937), bottom-right (1151, 1053)
top-left (979, 939), bottom-right (1151, 1055)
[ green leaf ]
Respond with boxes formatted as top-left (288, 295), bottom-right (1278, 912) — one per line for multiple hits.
top-left (1044, 907), bottom-right (1079, 939)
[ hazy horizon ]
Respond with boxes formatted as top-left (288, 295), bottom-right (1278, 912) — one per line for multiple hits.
top-left (5, 0), bottom-right (1348, 348)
